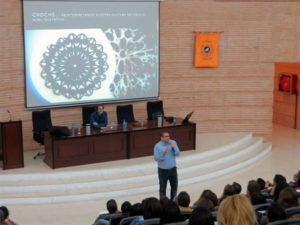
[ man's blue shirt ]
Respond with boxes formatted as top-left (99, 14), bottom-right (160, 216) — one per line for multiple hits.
top-left (154, 140), bottom-right (180, 169)
top-left (90, 111), bottom-right (108, 129)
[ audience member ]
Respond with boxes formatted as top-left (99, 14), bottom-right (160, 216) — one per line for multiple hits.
top-left (232, 181), bottom-right (242, 194)
top-left (160, 200), bottom-right (181, 224)
top-left (219, 184), bottom-right (236, 202)
top-left (267, 203), bottom-right (287, 223)
top-left (277, 187), bottom-right (299, 209)
top-left (159, 196), bottom-right (170, 208)
top-left (257, 178), bottom-right (266, 190)
top-left (188, 207), bottom-right (214, 225)
top-left (193, 197), bottom-right (215, 212)
top-left (250, 191), bottom-right (266, 205)
top-left (94, 199), bottom-right (119, 225)
top-left (142, 197), bottom-right (161, 219)
top-left (194, 189), bottom-right (218, 208)
top-left (0, 206), bottom-right (17, 225)
top-left (273, 182), bottom-right (289, 202)
top-left (176, 191), bottom-right (193, 212)
top-left (121, 201), bottom-right (132, 215)
top-left (246, 180), bottom-right (261, 198)
top-left (129, 203), bottom-right (143, 225)
top-left (217, 194), bottom-right (258, 225)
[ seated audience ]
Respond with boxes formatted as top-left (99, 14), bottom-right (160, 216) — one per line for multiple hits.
top-left (129, 203), bottom-right (143, 225)
top-left (176, 191), bottom-right (193, 212)
top-left (188, 207), bottom-right (214, 225)
top-left (250, 191), bottom-right (266, 205)
top-left (219, 184), bottom-right (236, 203)
top-left (194, 189), bottom-right (218, 208)
top-left (159, 196), bottom-right (170, 208)
top-left (193, 196), bottom-right (215, 212)
top-left (277, 187), bottom-right (300, 218)
top-left (0, 206), bottom-right (17, 225)
top-left (94, 199), bottom-right (120, 225)
top-left (121, 201), bottom-right (132, 215)
top-left (246, 180), bottom-right (261, 199)
top-left (232, 181), bottom-right (242, 194)
top-left (217, 194), bottom-right (258, 225)
top-left (160, 200), bottom-right (181, 224)
top-left (142, 197), bottom-right (161, 219)
top-left (267, 203), bottom-right (287, 224)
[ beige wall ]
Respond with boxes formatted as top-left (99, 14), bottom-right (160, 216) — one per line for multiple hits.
top-left (1, 0), bottom-right (299, 151)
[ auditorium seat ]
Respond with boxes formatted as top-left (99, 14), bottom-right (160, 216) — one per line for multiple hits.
top-left (116, 104), bottom-right (136, 123)
top-left (286, 207), bottom-right (300, 218)
top-left (119, 216), bottom-right (138, 225)
top-left (137, 218), bottom-right (160, 225)
top-left (268, 218), bottom-right (300, 225)
top-left (146, 100), bottom-right (164, 120)
top-left (82, 106), bottom-right (95, 126)
top-left (32, 110), bottom-right (52, 159)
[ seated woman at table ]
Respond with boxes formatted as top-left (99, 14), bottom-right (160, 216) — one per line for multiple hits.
top-left (90, 104), bottom-right (108, 130)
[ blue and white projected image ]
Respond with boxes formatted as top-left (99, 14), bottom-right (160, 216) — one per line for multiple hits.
top-left (23, 1), bottom-right (159, 109)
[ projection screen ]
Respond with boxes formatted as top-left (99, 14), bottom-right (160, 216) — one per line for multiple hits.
top-left (23, 0), bottom-right (160, 109)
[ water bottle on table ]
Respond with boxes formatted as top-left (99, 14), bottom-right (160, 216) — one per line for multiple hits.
top-left (122, 120), bottom-right (127, 130)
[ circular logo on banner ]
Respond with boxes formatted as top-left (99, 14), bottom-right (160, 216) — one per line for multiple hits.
top-left (201, 41), bottom-right (214, 59)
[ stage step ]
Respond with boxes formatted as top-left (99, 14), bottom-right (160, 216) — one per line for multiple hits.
top-left (0, 132), bottom-right (271, 204)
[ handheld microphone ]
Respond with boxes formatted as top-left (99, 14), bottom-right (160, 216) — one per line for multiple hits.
top-left (7, 109), bottom-right (12, 121)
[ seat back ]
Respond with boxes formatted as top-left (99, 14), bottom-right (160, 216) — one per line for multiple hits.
top-left (164, 221), bottom-right (189, 225)
top-left (286, 207), bottom-right (300, 218)
top-left (269, 218), bottom-right (300, 225)
top-left (147, 101), bottom-right (164, 120)
top-left (82, 106), bottom-right (95, 126)
top-left (137, 218), bottom-right (160, 225)
top-left (116, 104), bottom-right (135, 124)
top-left (119, 216), bottom-right (138, 225)
top-left (179, 211), bottom-right (192, 221)
top-left (253, 203), bottom-right (271, 223)
top-left (32, 110), bottom-right (52, 144)
top-left (109, 213), bottom-right (127, 225)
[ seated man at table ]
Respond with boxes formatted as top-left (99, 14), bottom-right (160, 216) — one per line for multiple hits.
top-left (90, 104), bottom-right (108, 130)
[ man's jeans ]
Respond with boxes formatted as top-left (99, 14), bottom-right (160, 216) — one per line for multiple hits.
top-left (158, 167), bottom-right (178, 200)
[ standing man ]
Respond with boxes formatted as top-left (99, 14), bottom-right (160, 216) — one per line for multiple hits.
top-left (154, 132), bottom-right (180, 200)
top-left (90, 104), bottom-right (108, 130)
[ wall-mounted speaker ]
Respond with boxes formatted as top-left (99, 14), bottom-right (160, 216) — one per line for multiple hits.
top-left (279, 74), bottom-right (298, 95)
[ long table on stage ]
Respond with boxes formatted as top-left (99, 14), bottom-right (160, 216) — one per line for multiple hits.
top-left (44, 118), bottom-right (196, 169)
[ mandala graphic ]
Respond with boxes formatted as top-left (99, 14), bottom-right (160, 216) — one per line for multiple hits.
top-left (104, 28), bottom-right (158, 98)
top-left (40, 33), bottom-right (109, 99)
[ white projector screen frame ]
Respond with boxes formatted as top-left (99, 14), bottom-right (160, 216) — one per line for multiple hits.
top-left (23, 0), bottom-right (160, 109)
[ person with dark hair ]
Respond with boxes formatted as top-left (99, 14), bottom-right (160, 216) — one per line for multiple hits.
top-left (94, 199), bottom-right (120, 225)
top-left (176, 191), bottom-right (193, 211)
top-left (90, 104), bottom-right (108, 130)
top-left (257, 178), bottom-right (266, 190)
top-left (194, 189), bottom-right (219, 208)
top-left (107, 199), bottom-right (119, 214)
top-left (193, 197), bottom-right (215, 212)
top-left (129, 203), bottom-right (143, 225)
top-left (246, 180), bottom-right (261, 198)
top-left (273, 182), bottom-right (289, 202)
top-left (154, 132), bottom-right (180, 200)
top-left (267, 203), bottom-right (287, 223)
top-left (142, 197), bottom-right (162, 219)
top-left (160, 200), bottom-right (181, 225)
top-left (250, 191), bottom-right (266, 205)
top-left (159, 196), bottom-right (170, 208)
top-left (0, 206), bottom-right (17, 225)
top-left (121, 201), bottom-right (132, 215)
top-left (188, 207), bottom-right (214, 225)
top-left (219, 184), bottom-right (236, 202)
top-left (277, 187), bottom-right (299, 209)
top-left (232, 181), bottom-right (242, 194)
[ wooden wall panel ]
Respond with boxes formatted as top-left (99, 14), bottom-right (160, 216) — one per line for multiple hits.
top-left (1, 0), bottom-right (300, 151)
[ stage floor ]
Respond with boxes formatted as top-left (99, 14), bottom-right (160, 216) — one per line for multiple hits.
top-left (1, 123), bottom-right (299, 225)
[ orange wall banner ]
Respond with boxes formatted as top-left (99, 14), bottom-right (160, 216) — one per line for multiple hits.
top-left (194, 32), bottom-right (220, 68)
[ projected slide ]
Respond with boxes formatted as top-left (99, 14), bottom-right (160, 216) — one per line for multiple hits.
top-left (23, 1), bottom-right (159, 108)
